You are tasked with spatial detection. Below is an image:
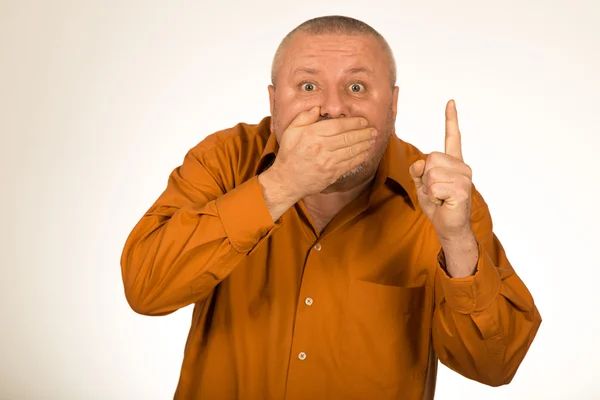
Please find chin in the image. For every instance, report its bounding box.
[320,162,374,194]
[336,164,367,182]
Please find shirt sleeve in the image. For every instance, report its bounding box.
[120,142,280,316]
[431,186,542,386]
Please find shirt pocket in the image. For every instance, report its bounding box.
[340,279,430,394]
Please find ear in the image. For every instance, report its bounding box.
[268,85,276,133]
[268,85,275,115]
[391,86,399,121]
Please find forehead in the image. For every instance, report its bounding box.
[280,33,388,76]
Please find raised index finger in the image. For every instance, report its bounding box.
[444,99,463,160]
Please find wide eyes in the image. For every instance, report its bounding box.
[300,82,366,93]
[349,83,365,93]
[301,82,315,92]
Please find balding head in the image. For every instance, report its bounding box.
[271,16,397,88]
[266,16,400,187]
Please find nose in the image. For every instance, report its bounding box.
[319,87,350,119]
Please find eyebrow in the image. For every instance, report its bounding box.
[292,67,319,76]
[346,67,374,75]
[292,67,374,76]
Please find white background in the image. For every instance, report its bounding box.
[2,0,599,399]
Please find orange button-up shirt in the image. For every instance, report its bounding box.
[121,117,541,400]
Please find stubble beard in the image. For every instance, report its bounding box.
[332,109,394,184]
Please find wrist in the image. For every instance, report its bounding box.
[259,167,301,205]
[258,167,301,222]
[439,228,476,251]
[440,230,479,278]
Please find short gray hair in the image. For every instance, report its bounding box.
[271,16,397,87]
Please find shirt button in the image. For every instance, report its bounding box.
[305,297,313,306]
[314,243,322,251]
[298,352,307,360]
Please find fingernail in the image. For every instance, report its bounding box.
[361,118,368,126]
[369,139,376,146]
[371,129,377,137]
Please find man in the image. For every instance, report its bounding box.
[121,15,541,400]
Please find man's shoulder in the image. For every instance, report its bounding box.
[190,116,272,158]
[193,117,271,155]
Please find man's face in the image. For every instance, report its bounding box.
[269,32,399,184]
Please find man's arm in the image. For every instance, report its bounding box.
[431,189,542,386]
[120,141,288,316]
[408,100,541,385]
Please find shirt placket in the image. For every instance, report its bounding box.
[283,240,324,399]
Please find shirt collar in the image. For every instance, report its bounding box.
[375,133,421,209]
[255,117,420,209]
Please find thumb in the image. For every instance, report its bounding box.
[288,106,321,129]
[409,159,426,189]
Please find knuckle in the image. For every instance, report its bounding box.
[425,168,438,183]
[343,132,350,146]
[300,127,314,139]
[346,145,355,157]
[428,183,438,197]
[307,141,322,155]
[461,179,472,197]
[426,167,438,181]
[314,157,327,170]
[428,151,442,163]
[455,189,467,202]
[464,164,473,177]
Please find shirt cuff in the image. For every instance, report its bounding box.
[215,175,279,254]
[436,242,501,314]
